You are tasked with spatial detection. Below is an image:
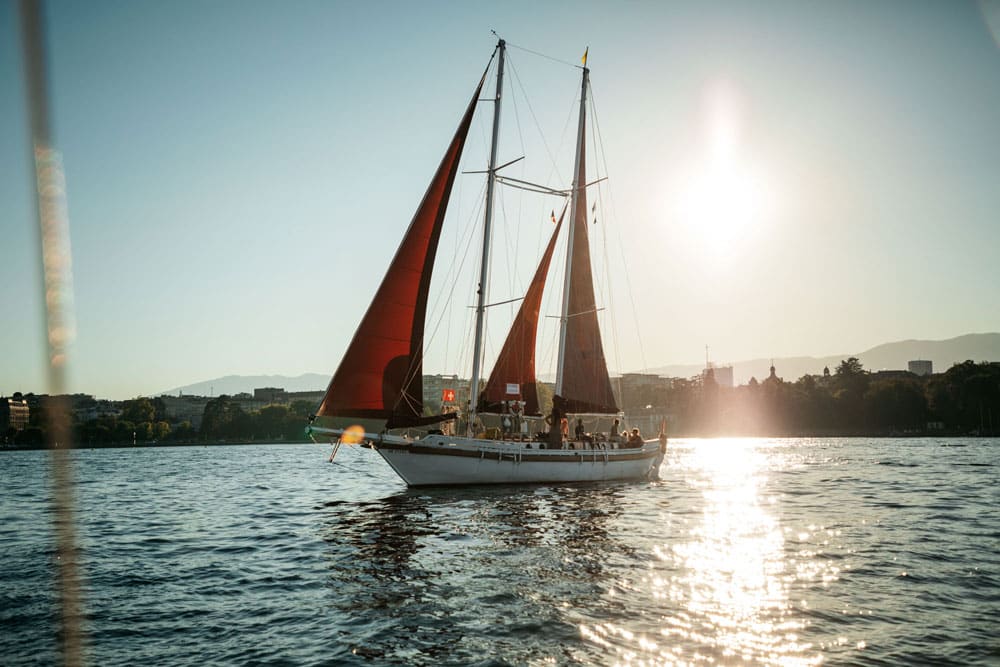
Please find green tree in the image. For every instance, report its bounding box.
[834,357,869,431]
[256,405,291,439]
[201,396,248,439]
[865,379,927,432]
[289,400,316,418]
[135,422,153,442]
[114,420,135,443]
[152,421,171,440]
[122,398,155,425]
[169,421,195,441]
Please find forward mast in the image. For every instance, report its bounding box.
[467,39,505,436]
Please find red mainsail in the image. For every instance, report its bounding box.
[317,74,485,428]
[560,114,618,414]
[478,207,565,416]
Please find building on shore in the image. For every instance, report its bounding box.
[874,370,914,380]
[159,394,212,429]
[908,359,933,376]
[286,390,325,408]
[704,363,734,388]
[73,398,122,422]
[616,372,668,405]
[423,374,470,413]
[1,395,30,432]
[253,387,288,404]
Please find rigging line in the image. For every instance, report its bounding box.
[545,94,578,195]
[443,145,466,373]
[591,82,649,374]
[497,179,516,307]
[536,213,567,385]
[424,180,487,356]
[599,186,624,401]
[587,84,625,404]
[506,40,580,69]
[472,187,510,401]
[417,178,489,399]
[495,178,569,196]
[507,53,527,297]
[599,192,623,381]
[587,90,621,340]
[587,90,616,379]
[506,56,564,185]
[508,54,557,270]
[426,178,487,330]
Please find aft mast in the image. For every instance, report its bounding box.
[555,61,589,399]
[552,52,618,414]
[467,38,506,436]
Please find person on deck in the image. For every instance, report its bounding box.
[547,396,566,449]
[627,428,644,448]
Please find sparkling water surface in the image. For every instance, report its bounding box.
[2,438,998,665]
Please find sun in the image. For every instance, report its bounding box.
[675,83,770,259]
[681,158,760,245]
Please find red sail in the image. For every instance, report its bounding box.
[561,121,619,414]
[317,74,485,428]
[478,208,565,416]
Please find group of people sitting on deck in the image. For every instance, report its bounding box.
[540,396,645,450]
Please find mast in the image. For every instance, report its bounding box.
[555,64,589,398]
[467,39,505,436]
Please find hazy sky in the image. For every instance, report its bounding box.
[2,0,999,400]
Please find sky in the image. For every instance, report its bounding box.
[2,0,999,400]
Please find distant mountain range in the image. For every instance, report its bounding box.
[160,373,330,397]
[159,333,1000,396]
[643,332,1000,384]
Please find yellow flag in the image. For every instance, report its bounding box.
[582,47,588,66]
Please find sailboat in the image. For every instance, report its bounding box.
[307,39,664,486]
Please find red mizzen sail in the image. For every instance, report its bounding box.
[317,74,486,428]
[560,114,618,414]
[478,207,566,416]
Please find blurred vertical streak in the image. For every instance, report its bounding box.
[18,0,86,664]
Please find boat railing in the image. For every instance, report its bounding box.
[430,436,653,457]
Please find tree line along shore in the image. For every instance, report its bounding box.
[3,358,999,449]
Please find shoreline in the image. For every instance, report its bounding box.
[2,433,997,452]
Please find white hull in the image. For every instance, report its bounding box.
[373,434,663,486]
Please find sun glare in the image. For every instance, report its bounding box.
[675,83,772,260]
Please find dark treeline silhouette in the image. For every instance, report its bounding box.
[199,396,314,441]
[619,359,1000,437]
[3,395,316,447]
[5,359,999,447]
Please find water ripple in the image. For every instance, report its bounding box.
[1,439,998,665]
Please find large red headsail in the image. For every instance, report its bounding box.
[317,74,486,428]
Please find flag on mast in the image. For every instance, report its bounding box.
[582,47,588,66]
[551,209,557,224]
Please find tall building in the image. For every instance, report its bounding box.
[908,359,933,376]
[704,364,733,388]
[1,395,30,432]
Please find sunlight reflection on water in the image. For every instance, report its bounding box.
[583,438,828,666]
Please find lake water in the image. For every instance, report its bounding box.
[1,438,998,666]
